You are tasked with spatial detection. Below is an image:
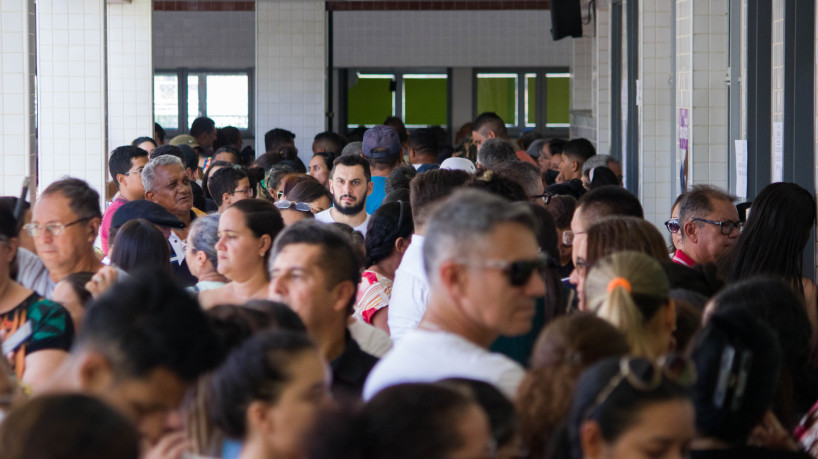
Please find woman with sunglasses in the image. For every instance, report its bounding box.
[275,178,332,226]
[718,182,818,333]
[355,201,414,334]
[585,251,676,359]
[566,355,695,459]
[198,199,284,309]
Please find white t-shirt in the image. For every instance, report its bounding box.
[363,328,525,400]
[15,248,52,298]
[314,209,371,237]
[387,235,428,342]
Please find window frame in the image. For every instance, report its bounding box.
[471,67,571,137]
[340,67,452,131]
[153,67,255,138]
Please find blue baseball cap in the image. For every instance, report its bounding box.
[362,125,401,159]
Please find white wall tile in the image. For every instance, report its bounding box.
[0,0,36,196]
[256,0,325,163]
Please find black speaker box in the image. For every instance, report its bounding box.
[551,0,584,40]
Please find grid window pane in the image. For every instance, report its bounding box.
[347,74,395,127]
[154,74,179,130]
[403,74,447,127]
[206,75,249,129]
[546,74,571,126]
[187,75,200,130]
[476,74,517,125]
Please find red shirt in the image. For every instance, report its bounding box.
[672,249,696,267]
[100,196,128,255]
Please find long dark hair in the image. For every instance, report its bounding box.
[526,203,565,322]
[722,182,816,295]
[110,219,171,274]
[365,201,413,268]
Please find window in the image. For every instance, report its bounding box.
[153,69,252,135]
[474,69,570,132]
[346,70,448,129]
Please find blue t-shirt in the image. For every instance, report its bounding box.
[366,176,387,215]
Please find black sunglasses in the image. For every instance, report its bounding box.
[664,218,680,233]
[480,254,559,287]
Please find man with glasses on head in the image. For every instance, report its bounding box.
[19,178,106,298]
[364,189,547,400]
[100,145,149,255]
[674,185,741,267]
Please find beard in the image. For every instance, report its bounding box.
[333,194,366,216]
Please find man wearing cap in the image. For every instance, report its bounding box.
[315,155,373,237]
[108,200,188,281]
[363,125,402,214]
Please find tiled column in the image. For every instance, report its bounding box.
[675,0,730,189]
[570,14,596,144]
[771,0,785,182]
[107,0,153,153]
[639,0,674,229]
[36,0,107,196]
[256,0,325,163]
[0,0,36,196]
[594,3,612,156]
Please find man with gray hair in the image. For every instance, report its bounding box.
[142,154,203,286]
[364,189,546,399]
[476,138,518,170]
[674,185,740,267]
[492,161,548,206]
[581,154,623,187]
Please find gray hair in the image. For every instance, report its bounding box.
[476,138,517,169]
[189,214,220,269]
[142,155,184,192]
[582,154,619,176]
[423,189,537,282]
[492,161,542,197]
[341,141,364,157]
[526,139,547,159]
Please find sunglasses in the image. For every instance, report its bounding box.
[584,355,696,421]
[664,218,680,233]
[274,200,312,212]
[691,217,742,235]
[470,254,559,287]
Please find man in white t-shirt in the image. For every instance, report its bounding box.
[364,189,547,400]
[315,155,372,237]
[387,169,472,342]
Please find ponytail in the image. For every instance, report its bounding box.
[585,251,670,358]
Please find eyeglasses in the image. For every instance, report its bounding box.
[232,187,253,196]
[529,192,553,205]
[664,218,680,233]
[123,167,144,176]
[562,230,585,247]
[691,217,743,235]
[274,200,312,212]
[23,217,92,237]
[584,355,696,421]
[465,254,558,287]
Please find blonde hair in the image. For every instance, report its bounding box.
[585,251,670,358]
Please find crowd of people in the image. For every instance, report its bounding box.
[1,110,818,459]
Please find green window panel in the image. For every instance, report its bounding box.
[476,74,517,125]
[546,74,570,126]
[347,75,394,127]
[526,74,536,127]
[403,75,447,127]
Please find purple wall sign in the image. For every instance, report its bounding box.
[679,108,689,150]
